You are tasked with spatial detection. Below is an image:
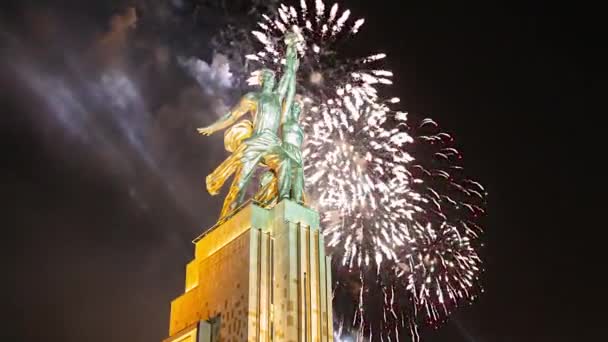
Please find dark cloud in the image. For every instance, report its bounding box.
[92,7,138,68]
[2,2,252,341]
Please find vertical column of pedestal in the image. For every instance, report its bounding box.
[308,227,321,342]
[305,224,312,342]
[258,230,272,342]
[324,256,333,340]
[296,223,330,342]
[317,231,328,342]
[247,227,273,342]
[297,223,308,342]
[248,228,261,342]
[295,220,333,342]
[272,219,299,342]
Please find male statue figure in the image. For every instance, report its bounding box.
[254,99,305,207]
[198,31,301,219]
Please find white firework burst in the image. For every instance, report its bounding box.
[406,222,483,325]
[246,2,414,266]
[211,0,487,339]
[305,98,423,270]
[245,1,391,106]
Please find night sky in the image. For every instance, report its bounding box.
[3,1,600,341]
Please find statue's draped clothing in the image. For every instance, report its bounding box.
[207,128,291,218]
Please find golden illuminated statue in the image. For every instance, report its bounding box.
[166,32,333,342]
[198,31,302,219]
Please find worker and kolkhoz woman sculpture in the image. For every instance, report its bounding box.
[197,30,305,220]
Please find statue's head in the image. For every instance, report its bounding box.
[288,96,303,121]
[259,69,276,91]
[291,101,302,119]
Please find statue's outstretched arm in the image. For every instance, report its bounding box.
[198,94,256,135]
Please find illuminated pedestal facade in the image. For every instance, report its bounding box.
[164,200,333,342]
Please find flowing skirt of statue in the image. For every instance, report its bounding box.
[207,128,287,218]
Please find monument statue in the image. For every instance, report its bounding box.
[198,30,303,219]
[164,30,333,342]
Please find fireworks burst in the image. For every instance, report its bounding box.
[404,222,481,322]
[211,0,487,340]
[244,0,391,105]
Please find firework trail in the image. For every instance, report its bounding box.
[209,1,487,340]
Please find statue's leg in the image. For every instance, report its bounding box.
[276,157,292,200]
[292,164,305,204]
[234,152,264,206]
[274,144,303,202]
[262,144,291,201]
[233,131,282,207]
[254,170,277,206]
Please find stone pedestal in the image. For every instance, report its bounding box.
[164,200,333,342]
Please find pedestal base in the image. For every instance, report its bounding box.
[164,200,333,342]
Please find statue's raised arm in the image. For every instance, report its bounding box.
[276,30,301,101]
[281,60,297,124]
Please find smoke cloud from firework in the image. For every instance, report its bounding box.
[3,2,244,342]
